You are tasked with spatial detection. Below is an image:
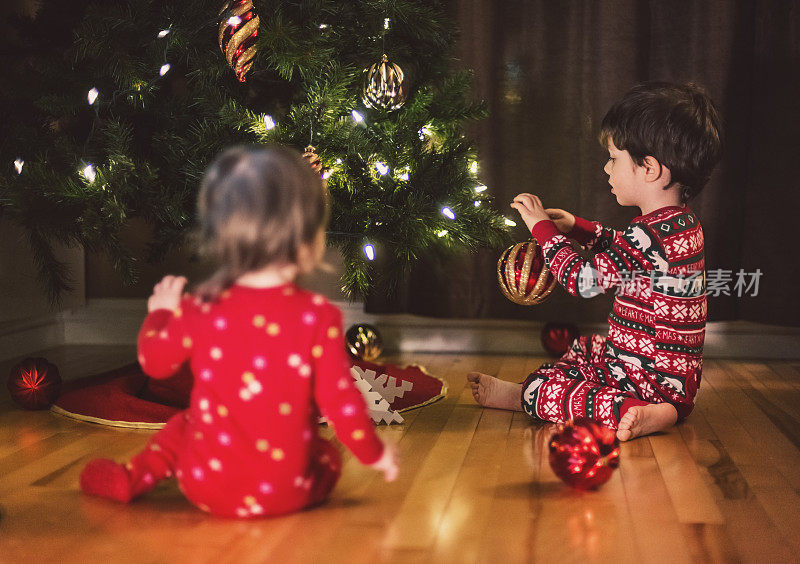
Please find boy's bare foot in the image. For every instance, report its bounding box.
[467,372,524,412]
[616,402,678,441]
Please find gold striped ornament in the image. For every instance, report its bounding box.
[497,240,556,305]
[362,54,406,111]
[218,0,260,82]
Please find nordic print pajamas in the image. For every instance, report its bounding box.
[524,205,707,430]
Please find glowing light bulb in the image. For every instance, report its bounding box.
[159,63,171,76]
[227,15,242,26]
[374,162,389,175]
[263,115,276,130]
[384,18,391,29]
[469,161,478,174]
[437,230,448,237]
[399,172,410,181]
[322,169,332,179]
[82,164,97,183]
[351,110,364,123]
[14,158,24,174]
[474,200,481,207]
[474,185,487,193]
[364,244,375,261]
[335,158,342,164]
[441,207,456,220]
[419,126,431,139]
[87,88,99,105]
[157,29,170,38]
[319,23,329,30]
[504,218,517,227]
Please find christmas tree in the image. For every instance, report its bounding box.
[0,0,511,302]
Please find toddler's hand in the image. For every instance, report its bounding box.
[147,275,187,313]
[370,439,399,482]
[544,208,576,234]
[511,193,551,233]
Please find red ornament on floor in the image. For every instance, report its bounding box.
[548,418,620,490]
[541,321,580,357]
[7,357,62,410]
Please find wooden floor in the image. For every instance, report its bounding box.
[1,346,800,563]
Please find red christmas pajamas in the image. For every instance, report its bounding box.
[523,206,707,430]
[81,284,384,518]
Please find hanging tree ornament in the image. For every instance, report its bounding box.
[217,0,260,82]
[497,240,557,305]
[362,54,406,111]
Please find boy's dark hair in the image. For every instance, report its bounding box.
[194,145,328,299]
[599,82,723,202]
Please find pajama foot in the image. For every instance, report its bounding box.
[467,372,523,412]
[80,458,135,503]
[616,402,678,441]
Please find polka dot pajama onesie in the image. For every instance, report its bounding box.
[523,205,707,429]
[86,284,384,518]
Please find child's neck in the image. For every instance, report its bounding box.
[637,188,684,216]
[236,264,298,288]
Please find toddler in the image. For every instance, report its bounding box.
[469,82,722,441]
[80,145,398,517]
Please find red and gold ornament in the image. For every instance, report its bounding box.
[497,240,556,305]
[7,357,62,410]
[548,418,620,490]
[218,0,260,82]
[541,321,580,357]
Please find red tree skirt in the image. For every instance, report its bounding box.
[51,360,446,429]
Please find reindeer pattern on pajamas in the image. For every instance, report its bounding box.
[524,205,706,429]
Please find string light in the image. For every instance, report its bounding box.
[335,158,342,164]
[322,170,332,179]
[14,158,24,174]
[474,200,481,207]
[351,110,364,123]
[504,218,517,227]
[441,207,456,220]
[437,230,448,237]
[364,244,375,260]
[374,162,389,175]
[469,161,478,174]
[474,185,487,193]
[157,29,170,38]
[419,126,431,139]
[263,115,276,130]
[384,18,391,29]
[399,172,410,181]
[82,164,97,183]
[159,63,171,76]
[227,15,242,26]
[87,88,99,105]
[319,24,329,30]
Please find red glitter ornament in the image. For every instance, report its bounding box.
[541,321,580,357]
[497,240,556,305]
[548,418,620,490]
[7,357,62,410]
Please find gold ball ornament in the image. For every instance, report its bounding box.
[497,240,557,305]
[362,54,406,111]
[345,323,383,361]
[218,0,260,82]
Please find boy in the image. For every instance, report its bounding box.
[469,82,722,441]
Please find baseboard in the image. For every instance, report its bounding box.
[2,298,799,361]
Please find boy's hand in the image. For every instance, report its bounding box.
[147,275,187,313]
[511,193,551,232]
[544,208,576,234]
[370,439,399,482]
